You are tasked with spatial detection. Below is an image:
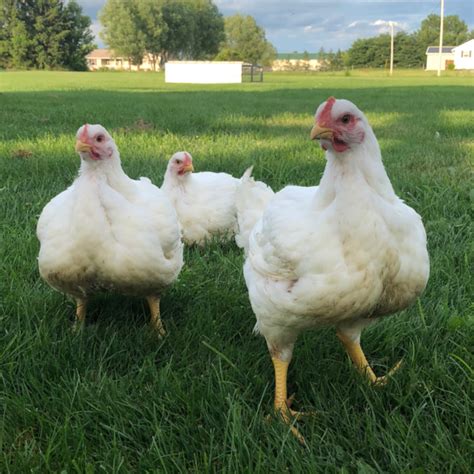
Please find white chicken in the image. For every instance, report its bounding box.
[240,97,429,441]
[37,124,183,333]
[161,151,240,245]
[235,166,274,252]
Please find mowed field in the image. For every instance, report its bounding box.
[0,70,472,472]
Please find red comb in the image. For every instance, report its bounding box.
[79,124,89,142]
[319,97,336,125]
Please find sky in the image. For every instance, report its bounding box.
[77,0,474,52]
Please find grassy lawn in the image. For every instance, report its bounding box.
[0,70,472,472]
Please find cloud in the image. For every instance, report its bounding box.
[77,0,474,53]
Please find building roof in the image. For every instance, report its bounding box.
[276,52,319,60]
[86,49,115,59]
[452,39,474,50]
[426,46,455,54]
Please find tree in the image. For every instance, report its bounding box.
[8,10,30,68]
[216,14,276,66]
[416,14,470,49]
[331,49,345,70]
[134,0,167,70]
[159,0,194,63]
[0,0,94,70]
[189,0,224,60]
[61,1,95,70]
[347,32,425,69]
[100,0,146,68]
[99,0,224,67]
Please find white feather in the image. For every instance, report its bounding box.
[37,125,183,300]
[243,100,429,359]
[235,166,274,252]
[161,152,240,245]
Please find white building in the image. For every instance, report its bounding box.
[165,61,243,83]
[452,39,474,70]
[426,40,474,71]
[86,49,160,71]
[425,46,455,70]
[272,53,323,71]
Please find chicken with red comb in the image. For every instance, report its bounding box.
[161,151,241,245]
[37,124,183,333]
[239,97,429,442]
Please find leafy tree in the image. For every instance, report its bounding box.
[8,10,30,68]
[134,0,167,70]
[416,14,470,48]
[330,49,344,71]
[159,0,194,62]
[0,0,94,70]
[189,0,224,60]
[61,1,95,70]
[32,0,68,69]
[216,14,276,66]
[347,32,425,69]
[99,0,224,67]
[100,0,146,68]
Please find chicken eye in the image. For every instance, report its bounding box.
[341,114,351,124]
[175,159,181,165]
[96,134,104,143]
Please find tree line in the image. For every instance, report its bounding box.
[347,14,474,69]
[1,2,472,72]
[0,0,95,70]
[0,0,276,70]
[99,0,225,69]
[99,1,276,69]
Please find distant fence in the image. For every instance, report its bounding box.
[242,64,263,82]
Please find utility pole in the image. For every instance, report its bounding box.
[389,21,394,76]
[437,0,445,76]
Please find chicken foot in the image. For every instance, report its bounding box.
[147,296,166,337]
[272,357,309,444]
[73,298,87,330]
[336,331,402,385]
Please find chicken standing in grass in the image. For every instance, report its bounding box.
[37,124,183,333]
[161,151,240,245]
[238,97,429,441]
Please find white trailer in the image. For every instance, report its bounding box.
[165,61,244,84]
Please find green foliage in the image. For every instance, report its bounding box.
[0,70,472,472]
[99,0,224,67]
[134,0,166,69]
[347,14,471,69]
[0,0,94,70]
[417,14,470,49]
[348,32,425,69]
[100,0,146,67]
[216,14,276,66]
[189,0,225,60]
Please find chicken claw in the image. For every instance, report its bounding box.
[72,298,87,331]
[147,296,166,337]
[271,357,310,444]
[337,331,403,385]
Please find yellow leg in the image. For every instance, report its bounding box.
[336,331,402,385]
[73,298,87,330]
[147,296,165,337]
[272,357,306,444]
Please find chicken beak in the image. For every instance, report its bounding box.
[310,123,334,141]
[183,163,194,173]
[75,140,92,153]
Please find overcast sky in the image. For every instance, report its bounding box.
[77,0,474,52]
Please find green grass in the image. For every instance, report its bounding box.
[0,70,473,472]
